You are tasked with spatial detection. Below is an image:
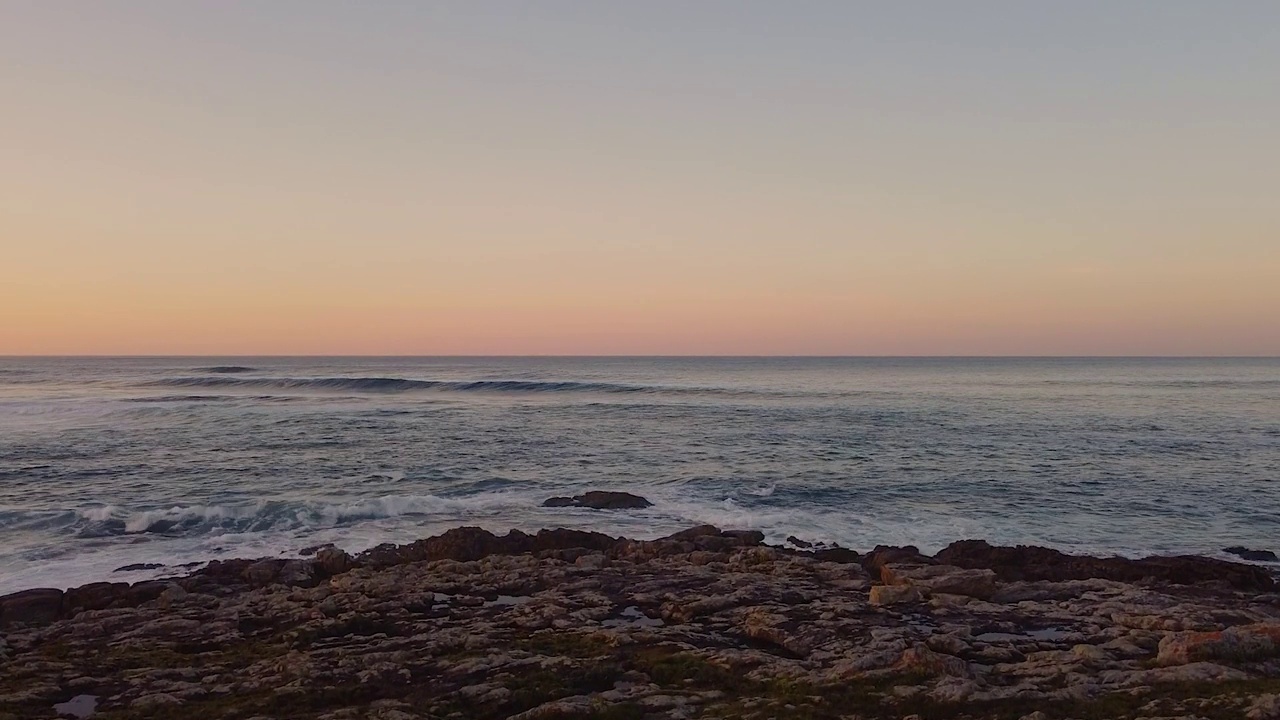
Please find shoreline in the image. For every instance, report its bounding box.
[3,524,1280,719]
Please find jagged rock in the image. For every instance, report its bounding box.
[881,563,997,599]
[862,545,932,575]
[893,643,969,677]
[243,559,285,585]
[936,539,1275,590]
[1225,546,1279,562]
[64,581,132,614]
[1157,622,1280,665]
[314,546,353,576]
[1248,693,1280,719]
[0,587,63,626]
[869,584,922,606]
[1,526,1278,719]
[114,562,164,572]
[541,491,653,509]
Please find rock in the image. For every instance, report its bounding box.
[881,564,997,599]
[541,491,653,510]
[935,539,1275,591]
[862,545,933,575]
[131,693,182,708]
[0,587,64,626]
[157,583,188,610]
[721,530,765,545]
[314,546,354,576]
[894,643,969,677]
[276,559,316,587]
[1247,693,1280,719]
[663,525,721,541]
[64,582,132,614]
[869,584,922,606]
[299,543,334,556]
[114,562,164,572]
[1225,546,1279,562]
[813,547,861,563]
[243,559,284,586]
[787,535,814,549]
[1156,622,1280,665]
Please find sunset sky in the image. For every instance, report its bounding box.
[2,2,1277,355]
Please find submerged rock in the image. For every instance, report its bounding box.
[1224,545,1279,562]
[541,491,653,509]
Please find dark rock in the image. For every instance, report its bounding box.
[813,547,861,564]
[787,535,814,549]
[299,543,335,557]
[862,545,933,575]
[541,491,652,510]
[663,525,722,541]
[64,582,131,614]
[721,530,766,546]
[114,563,164,573]
[1224,546,1279,562]
[936,540,1275,591]
[0,587,64,626]
[314,546,353,576]
[276,559,317,587]
[123,580,169,606]
[243,559,286,586]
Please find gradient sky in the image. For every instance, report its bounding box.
[2,2,1278,355]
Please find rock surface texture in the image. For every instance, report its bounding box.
[3,527,1280,720]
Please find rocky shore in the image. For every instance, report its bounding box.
[3,525,1280,720]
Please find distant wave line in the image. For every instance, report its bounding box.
[140,376,724,395]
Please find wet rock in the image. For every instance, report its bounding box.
[786,535,814,549]
[0,587,64,626]
[1225,546,1279,562]
[114,562,164,572]
[541,491,653,509]
[936,539,1276,591]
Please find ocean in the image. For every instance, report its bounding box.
[0,356,1276,594]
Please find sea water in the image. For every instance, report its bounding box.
[1,356,1276,593]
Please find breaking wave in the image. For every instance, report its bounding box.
[74,495,499,538]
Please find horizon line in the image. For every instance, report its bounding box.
[3,354,1278,360]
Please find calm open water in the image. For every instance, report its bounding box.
[0,357,1277,593]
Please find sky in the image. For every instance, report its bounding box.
[2,2,1278,356]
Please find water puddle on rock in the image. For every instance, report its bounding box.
[975,628,1071,642]
[484,595,532,608]
[53,695,98,719]
[602,606,664,629]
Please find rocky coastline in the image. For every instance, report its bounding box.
[3,524,1280,720]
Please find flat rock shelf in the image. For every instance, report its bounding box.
[3,525,1280,720]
